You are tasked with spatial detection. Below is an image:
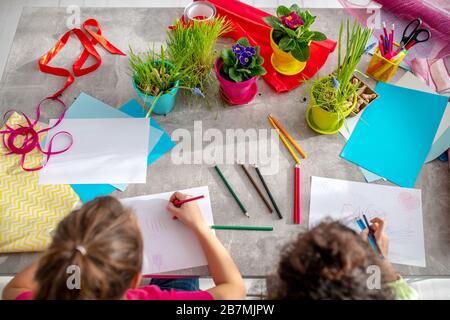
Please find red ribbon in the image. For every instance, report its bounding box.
[38,18,125,99]
[0,97,72,172]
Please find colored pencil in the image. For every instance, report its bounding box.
[214,165,249,217]
[382,22,389,53]
[294,164,301,224]
[362,214,384,259]
[377,39,384,56]
[173,195,204,207]
[389,24,394,53]
[268,117,301,164]
[240,164,273,213]
[379,35,386,55]
[268,114,307,159]
[253,165,283,219]
[211,225,273,231]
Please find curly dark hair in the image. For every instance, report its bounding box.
[269,221,393,300]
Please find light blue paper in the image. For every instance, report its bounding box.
[341,82,448,187]
[66,93,164,191]
[425,128,450,162]
[71,98,176,203]
[360,167,383,183]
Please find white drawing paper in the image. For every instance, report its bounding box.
[121,186,214,274]
[309,176,426,267]
[39,118,149,184]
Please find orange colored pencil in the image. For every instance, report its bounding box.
[268,114,307,159]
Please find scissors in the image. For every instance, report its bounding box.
[400,18,431,50]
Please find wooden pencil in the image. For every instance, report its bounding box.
[253,165,283,219]
[240,164,273,213]
[269,114,307,159]
[268,117,301,164]
[214,165,249,217]
[211,225,273,231]
[173,195,204,208]
[294,164,301,224]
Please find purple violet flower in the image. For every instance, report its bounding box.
[244,46,256,57]
[238,52,252,67]
[232,43,245,55]
[281,11,304,30]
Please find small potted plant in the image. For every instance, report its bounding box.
[214,38,266,105]
[129,46,203,116]
[166,17,232,96]
[263,4,327,75]
[306,20,372,134]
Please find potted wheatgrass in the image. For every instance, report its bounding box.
[263,4,327,75]
[306,20,372,134]
[129,46,203,116]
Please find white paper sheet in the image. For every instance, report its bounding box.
[121,186,214,274]
[309,176,426,267]
[39,118,149,184]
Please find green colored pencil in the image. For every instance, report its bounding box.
[211,225,273,231]
[214,165,249,217]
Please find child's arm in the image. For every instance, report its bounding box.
[167,192,246,300]
[2,260,39,300]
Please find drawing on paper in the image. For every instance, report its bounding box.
[309,176,425,267]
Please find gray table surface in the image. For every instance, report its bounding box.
[0,7,449,277]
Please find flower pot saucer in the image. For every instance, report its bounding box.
[220,82,258,105]
[305,107,344,135]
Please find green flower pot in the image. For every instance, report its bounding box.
[306,77,357,134]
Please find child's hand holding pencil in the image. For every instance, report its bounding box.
[360,217,389,258]
[167,192,207,231]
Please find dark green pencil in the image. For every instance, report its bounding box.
[214,165,249,217]
[211,225,273,231]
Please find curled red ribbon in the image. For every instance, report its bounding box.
[0,97,72,172]
[38,18,125,98]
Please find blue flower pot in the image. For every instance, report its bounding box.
[131,71,180,116]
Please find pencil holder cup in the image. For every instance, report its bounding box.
[366,42,404,83]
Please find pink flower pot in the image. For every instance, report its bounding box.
[214,59,258,105]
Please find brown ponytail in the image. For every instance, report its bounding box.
[34,196,143,300]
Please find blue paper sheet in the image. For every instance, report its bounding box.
[70,97,176,202]
[65,93,164,191]
[341,82,447,187]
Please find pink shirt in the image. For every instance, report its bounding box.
[15,285,213,300]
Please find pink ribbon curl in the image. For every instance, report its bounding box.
[0,97,73,172]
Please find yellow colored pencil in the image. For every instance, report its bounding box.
[269,117,301,164]
[269,114,307,159]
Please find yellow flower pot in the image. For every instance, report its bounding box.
[306,77,357,134]
[270,29,307,76]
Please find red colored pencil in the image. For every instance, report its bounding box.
[379,35,386,56]
[294,165,298,224]
[173,195,204,207]
[294,164,301,224]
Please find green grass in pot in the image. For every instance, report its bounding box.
[166,17,233,94]
[311,19,372,115]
